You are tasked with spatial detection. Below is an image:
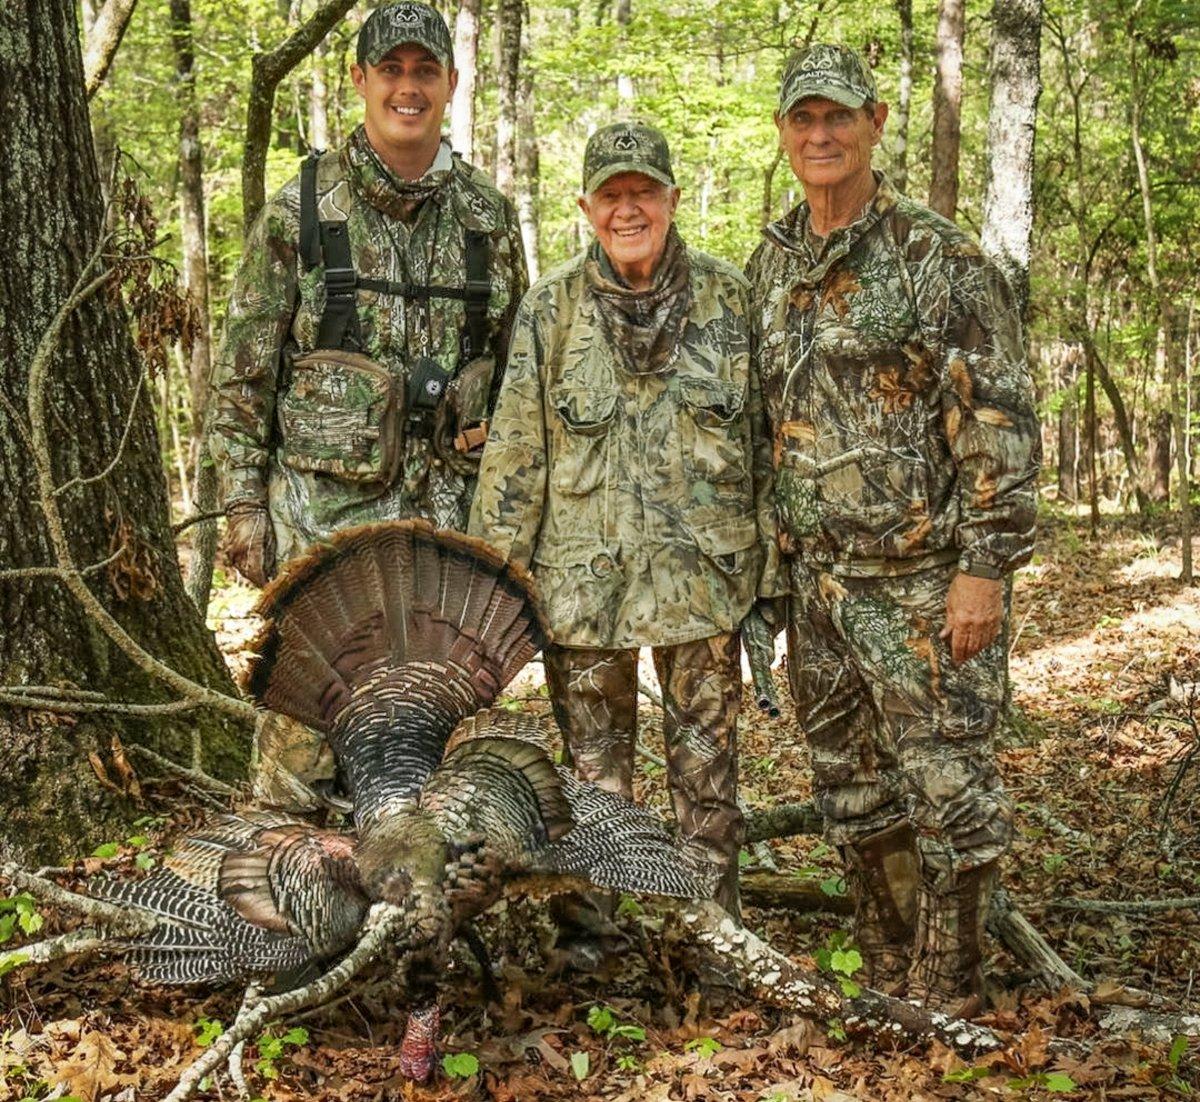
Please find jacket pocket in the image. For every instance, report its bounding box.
[678,378,747,484]
[532,538,625,642]
[278,350,401,485]
[549,386,617,495]
[691,515,758,576]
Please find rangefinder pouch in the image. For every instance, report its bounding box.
[434,354,495,475]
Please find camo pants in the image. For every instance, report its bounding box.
[786,560,1013,883]
[543,634,743,913]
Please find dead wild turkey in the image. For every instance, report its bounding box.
[94,521,699,1080]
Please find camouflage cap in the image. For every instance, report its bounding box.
[357,2,454,70]
[582,121,675,194]
[778,44,877,115]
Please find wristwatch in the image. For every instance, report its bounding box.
[958,556,1004,581]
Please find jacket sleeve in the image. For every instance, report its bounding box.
[743,283,786,599]
[468,295,548,568]
[208,185,301,508]
[929,250,1042,576]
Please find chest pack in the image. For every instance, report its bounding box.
[297,149,492,367]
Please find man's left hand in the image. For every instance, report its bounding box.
[939,572,1004,665]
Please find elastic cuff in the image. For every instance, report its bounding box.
[957,554,1004,580]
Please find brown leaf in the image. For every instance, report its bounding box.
[109,733,142,801]
[87,752,120,793]
[53,1030,136,1102]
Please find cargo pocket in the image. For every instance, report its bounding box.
[278,350,401,485]
[532,539,625,642]
[690,516,758,576]
[679,379,747,484]
[549,387,617,495]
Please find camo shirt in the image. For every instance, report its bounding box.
[745,174,1040,578]
[210,127,528,560]
[469,243,781,648]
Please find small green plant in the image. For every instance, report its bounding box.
[819,875,846,897]
[194,1018,224,1046]
[254,1026,308,1080]
[815,932,864,996]
[684,1036,721,1058]
[1157,1035,1193,1095]
[1042,852,1068,875]
[1006,1071,1077,1093]
[0,894,43,944]
[441,1052,480,1079]
[616,894,643,918]
[587,1005,646,1042]
[91,841,120,859]
[826,1019,847,1042]
[615,1054,641,1072]
[570,1051,590,1081]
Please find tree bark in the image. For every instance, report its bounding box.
[980,0,1042,317]
[494,0,522,197]
[1130,38,1191,580]
[0,0,249,864]
[309,36,330,150]
[515,14,541,281]
[83,0,140,99]
[242,0,357,233]
[615,0,634,106]
[928,0,964,220]
[450,0,481,161]
[1147,409,1173,501]
[892,0,914,193]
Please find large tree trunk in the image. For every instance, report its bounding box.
[892,0,914,193]
[929,0,964,220]
[515,15,540,280]
[0,0,249,864]
[1147,409,1173,501]
[494,0,522,196]
[83,0,140,99]
[450,0,481,161]
[615,0,634,106]
[980,0,1041,316]
[309,36,330,150]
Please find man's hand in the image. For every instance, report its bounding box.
[225,502,275,588]
[939,572,1004,664]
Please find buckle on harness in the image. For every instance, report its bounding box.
[324,266,357,298]
[465,279,491,300]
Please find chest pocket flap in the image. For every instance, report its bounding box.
[678,378,747,483]
[550,386,618,494]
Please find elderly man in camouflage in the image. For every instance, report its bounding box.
[209,1,527,802]
[746,45,1040,1016]
[470,123,779,952]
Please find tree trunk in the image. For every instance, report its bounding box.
[1092,342,1151,517]
[892,0,914,193]
[449,0,481,160]
[309,35,329,150]
[1058,379,1078,501]
[515,16,541,281]
[979,0,1041,316]
[928,0,964,220]
[494,0,522,197]
[1147,409,1173,501]
[83,0,140,99]
[615,0,634,106]
[0,0,249,864]
[1130,39,1192,581]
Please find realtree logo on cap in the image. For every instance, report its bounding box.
[613,133,640,152]
[393,5,421,23]
[582,121,675,193]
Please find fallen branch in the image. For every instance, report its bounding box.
[0,864,153,933]
[1097,1005,1200,1043]
[1047,895,1200,915]
[124,741,237,797]
[163,903,413,1102]
[740,871,853,915]
[0,689,200,717]
[0,927,121,975]
[988,887,1087,991]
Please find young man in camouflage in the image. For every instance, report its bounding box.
[746,45,1041,1015]
[209,1,527,802]
[470,123,779,946]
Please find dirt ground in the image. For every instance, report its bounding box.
[2,513,1198,1101]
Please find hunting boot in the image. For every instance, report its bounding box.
[843,822,919,995]
[907,860,998,1018]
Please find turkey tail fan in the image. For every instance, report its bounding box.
[246,520,547,732]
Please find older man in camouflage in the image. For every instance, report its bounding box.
[471,123,779,954]
[746,45,1040,1015]
[209,1,527,802]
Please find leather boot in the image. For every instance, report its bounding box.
[907,860,997,1018]
[843,822,919,995]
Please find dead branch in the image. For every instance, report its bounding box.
[0,689,200,717]
[84,0,140,98]
[1098,1005,1200,1043]
[740,871,854,914]
[988,887,1087,991]
[124,741,237,796]
[242,0,358,230]
[163,903,413,1102]
[25,230,256,726]
[1047,895,1200,915]
[0,865,157,938]
[0,928,117,975]
[53,371,146,496]
[0,543,126,583]
[172,508,224,536]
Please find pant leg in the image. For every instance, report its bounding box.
[786,560,905,847]
[825,565,1013,882]
[252,711,338,811]
[654,633,743,917]
[543,643,638,799]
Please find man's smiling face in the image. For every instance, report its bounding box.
[352,44,457,160]
[775,96,886,194]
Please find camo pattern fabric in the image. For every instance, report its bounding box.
[745,173,1040,580]
[786,557,1013,878]
[543,633,744,913]
[210,127,528,562]
[469,240,781,649]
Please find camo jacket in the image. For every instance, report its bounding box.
[745,174,1041,579]
[469,243,781,649]
[209,128,528,560]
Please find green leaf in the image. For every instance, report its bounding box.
[0,952,29,978]
[135,852,156,870]
[125,834,149,848]
[17,911,42,936]
[194,1019,223,1046]
[570,1051,590,1081]
[587,1005,615,1035]
[610,1024,646,1042]
[441,1052,480,1079]
[0,915,17,945]
[1042,1072,1078,1092]
[826,1019,847,1042]
[616,1054,641,1072]
[819,875,846,897]
[616,895,643,917]
[737,849,754,868]
[279,1027,308,1047]
[942,1066,990,1083]
[1169,1035,1188,1069]
[92,842,120,858]
[829,948,863,976]
[684,1036,721,1057]
[12,895,37,917]
[837,976,861,998]
[255,1059,279,1080]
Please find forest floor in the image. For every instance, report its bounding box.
[3,511,1199,1101]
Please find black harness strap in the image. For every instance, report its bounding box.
[462,229,491,361]
[299,151,323,271]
